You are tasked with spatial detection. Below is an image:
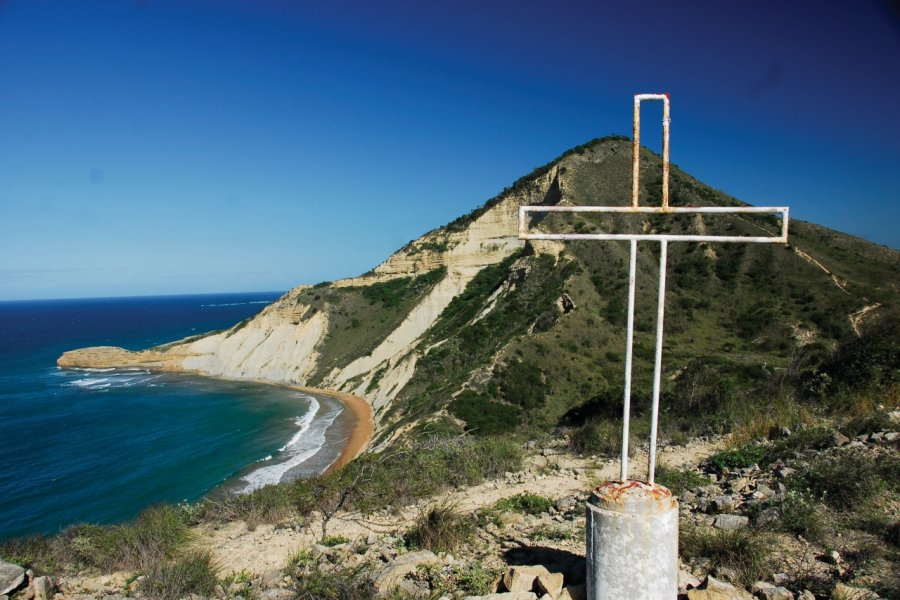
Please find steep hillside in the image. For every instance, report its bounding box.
[59,137,899,448]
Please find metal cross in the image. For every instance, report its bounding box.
[518,93,790,484]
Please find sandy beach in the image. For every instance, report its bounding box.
[288,385,373,473]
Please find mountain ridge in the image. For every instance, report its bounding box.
[58,136,899,449]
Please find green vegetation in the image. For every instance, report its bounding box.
[708,443,766,472]
[300,266,447,381]
[788,449,885,511]
[495,359,547,410]
[321,535,350,547]
[138,550,218,600]
[449,391,519,435]
[493,493,553,515]
[654,465,709,496]
[0,504,188,575]
[188,435,522,529]
[405,504,475,553]
[286,551,377,600]
[360,267,446,308]
[680,526,774,587]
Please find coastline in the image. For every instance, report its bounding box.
[285,385,373,474]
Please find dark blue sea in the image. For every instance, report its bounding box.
[0,293,353,540]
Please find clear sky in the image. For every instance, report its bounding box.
[1,0,898,301]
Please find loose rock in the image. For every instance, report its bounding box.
[372,550,439,593]
[0,561,25,596]
[687,576,754,600]
[502,566,549,593]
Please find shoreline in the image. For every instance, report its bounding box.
[57,346,375,479]
[284,385,373,475]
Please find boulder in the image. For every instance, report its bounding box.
[729,478,751,493]
[0,561,25,596]
[753,484,777,501]
[755,506,781,528]
[398,578,431,598]
[797,592,815,600]
[714,514,749,530]
[260,590,294,600]
[752,581,793,600]
[372,550,439,593]
[557,584,585,600]
[709,495,738,513]
[535,573,564,597]
[679,569,702,593]
[555,496,578,512]
[31,577,53,600]
[832,582,880,599]
[502,566,550,593]
[463,593,537,600]
[687,576,754,600]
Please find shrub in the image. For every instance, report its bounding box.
[192,481,298,527]
[13,504,192,574]
[138,550,218,600]
[708,443,766,472]
[680,526,773,586]
[405,504,475,553]
[495,360,546,410]
[449,392,519,436]
[777,491,825,540]
[287,555,377,600]
[321,535,350,547]
[494,493,553,515]
[654,465,709,496]
[447,563,502,596]
[763,425,835,465]
[569,418,621,457]
[789,449,883,511]
[841,410,896,438]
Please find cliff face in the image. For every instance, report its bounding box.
[58,138,899,442]
[58,163,561,425]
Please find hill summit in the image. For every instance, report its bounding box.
[59,136,899,449]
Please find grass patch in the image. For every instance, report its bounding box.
[680,526,774,587]
[569,418,621,457]
[531,525,574,542]
[192,483,297,528]
[494,493,553,515]
[788,449,884,511]
[137,549,218,600]
[654,465,709,496]
[708,443,766,472]
[321,535,350,547]
[0,505,189,575]
[777,491,826,541]
[286,551,377,600]
[405,504,475,553]
[762,425,835,465]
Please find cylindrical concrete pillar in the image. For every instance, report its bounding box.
[585,481,678,600]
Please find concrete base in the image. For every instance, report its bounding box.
[585,480,678,600]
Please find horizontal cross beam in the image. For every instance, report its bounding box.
[518,205,790,244]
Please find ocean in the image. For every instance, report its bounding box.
[0,293,354,540]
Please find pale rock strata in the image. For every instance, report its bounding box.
[57,166,563,433]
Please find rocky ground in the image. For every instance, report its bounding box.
[2,422,897,600]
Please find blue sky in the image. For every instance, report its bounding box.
[1,0,898,300]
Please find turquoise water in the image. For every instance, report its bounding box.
[0,294,351,540]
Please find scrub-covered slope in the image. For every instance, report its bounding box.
[59,137,899,445]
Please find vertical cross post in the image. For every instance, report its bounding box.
[518,93,789,600]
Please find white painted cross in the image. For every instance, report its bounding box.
[518,93,790,484]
